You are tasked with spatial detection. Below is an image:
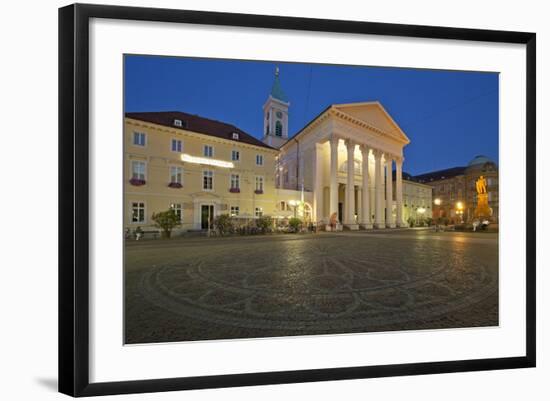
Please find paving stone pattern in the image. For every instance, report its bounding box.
[125,231,498,344]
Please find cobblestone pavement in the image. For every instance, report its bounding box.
[125,230,498,344]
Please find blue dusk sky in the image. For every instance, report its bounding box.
[124,55,499,176]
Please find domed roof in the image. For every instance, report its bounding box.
[468,155,494,167]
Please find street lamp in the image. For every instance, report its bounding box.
[288,200,299,218]
[456,201,464,223]
[434,198,442,206]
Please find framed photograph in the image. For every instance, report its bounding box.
[59,3,536,397]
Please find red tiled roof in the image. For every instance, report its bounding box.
[125,111,275,150]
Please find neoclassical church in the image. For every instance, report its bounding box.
[124,68,413,232]
[267,68,410,229]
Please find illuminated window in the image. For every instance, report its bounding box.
[170,203,183,222]
[255,207,263,218]
[131,202,145,223]
[230,206,239,217]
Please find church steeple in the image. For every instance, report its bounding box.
[270,67,288,103]
[263,66,290,148]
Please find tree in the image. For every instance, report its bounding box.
[288,217,302,233]
[151,209,181,238]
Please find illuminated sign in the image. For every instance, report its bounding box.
[180,154,234,168]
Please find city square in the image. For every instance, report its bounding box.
[125,230,498,344]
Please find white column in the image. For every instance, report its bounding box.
[344,139,358,229]
[313,143,323,223]
[360,145,372,228]
[396,156,404,227]
[385,155,395,228]
[357,187,362,224]
[329,135,339,224]
[373,149,384,229]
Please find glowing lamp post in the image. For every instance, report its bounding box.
[288,200,299,218]
[456,201,464,223]
[417,207,426,225]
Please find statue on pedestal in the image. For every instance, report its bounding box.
[474,175,492,220]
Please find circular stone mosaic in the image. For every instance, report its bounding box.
[137,234,498,334]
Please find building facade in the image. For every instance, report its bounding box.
[124,70,412,233]
[414,155,499,223]
[276,101,410,230]
[398,174,433,225]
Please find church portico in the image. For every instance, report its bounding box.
[267,72,410,230]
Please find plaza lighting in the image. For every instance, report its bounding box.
[181,154,234,168]
[288,199,300,218]
[417,207,426,214]
[434,198,442,206]
[456,201,464,223]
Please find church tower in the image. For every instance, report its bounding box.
[262,66,289,148]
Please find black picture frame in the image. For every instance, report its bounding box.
[59,3,536,397]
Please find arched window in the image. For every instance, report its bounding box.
[275,120,283,137]
[339,160,363,175]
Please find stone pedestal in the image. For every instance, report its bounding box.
[344,224,359,231]
[474,193,492,219]
[326,223,343,232]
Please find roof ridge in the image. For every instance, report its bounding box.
[414,166,466,176]
[125,111,276,150]
[126,111,241,130]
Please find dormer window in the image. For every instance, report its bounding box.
[173,119,186,128]
[232,132,239,140]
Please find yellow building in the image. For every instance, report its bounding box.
[124,111,311,233]
[398,175,433,225]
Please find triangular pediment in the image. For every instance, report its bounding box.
[332,101,410,144]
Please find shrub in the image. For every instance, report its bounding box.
[256,215,272,233]
[214,214,233,236]
[151,209,181,238]
[407,216,415,228]
[289,217,302,233]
